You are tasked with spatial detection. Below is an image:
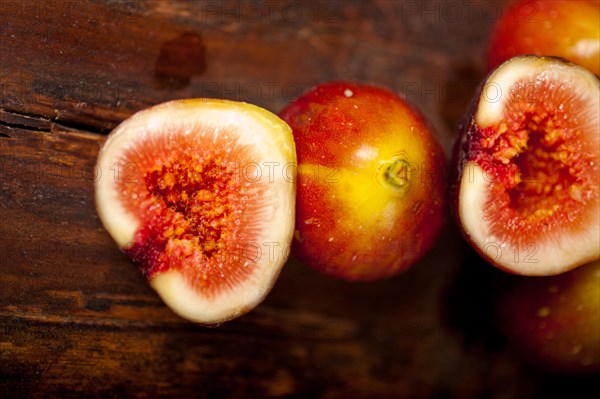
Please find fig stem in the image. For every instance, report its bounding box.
[385,158,411,189]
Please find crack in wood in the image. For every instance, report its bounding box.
[0,108,106,135]
[0,310,359,342]
[0,109,51,132]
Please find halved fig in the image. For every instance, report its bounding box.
[454,56,599,275]
[95,99,296,324]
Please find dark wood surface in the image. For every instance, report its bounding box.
[1,1,598,398]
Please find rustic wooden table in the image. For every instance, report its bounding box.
[1,1,597,398]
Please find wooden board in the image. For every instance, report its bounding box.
[1,1,598,397]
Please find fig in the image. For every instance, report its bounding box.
[488,0,600,76]
[453,55,600,275]
[95,99,296,324]
[498,259,600,374]
[280,81,446,281]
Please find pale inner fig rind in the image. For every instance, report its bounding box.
[475,56,600,128]
[460,57,600,275]
[95,99,296,323]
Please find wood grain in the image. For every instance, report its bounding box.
[1,1,598,398]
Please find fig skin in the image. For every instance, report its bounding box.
[488,0,600,76]
[452,55,600,276]
[280,81,446,281]
[95,99,296,324]
[497,259,600,374]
